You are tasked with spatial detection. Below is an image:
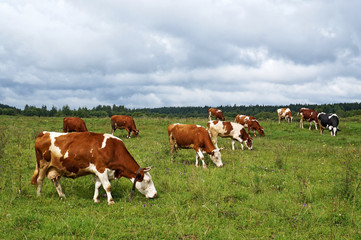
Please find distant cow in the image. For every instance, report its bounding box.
[63,117,88,132]
[31,131,157,205]
[208,108,225,121]
[297,108,320,130]
[111,115,139,138]
[277,108,293,123]
[235,114,265,137]
[168,123,223,169]
[207,121,253,151]
[317,112,341,136]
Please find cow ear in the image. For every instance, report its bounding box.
[143,166,152,172]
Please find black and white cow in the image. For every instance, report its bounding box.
[317,112,341,136]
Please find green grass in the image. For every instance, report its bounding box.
[0,115,361,239]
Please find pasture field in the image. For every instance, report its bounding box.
[0,115,361,239]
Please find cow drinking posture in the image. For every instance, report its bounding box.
[207,121,253,151]
[235,114,265,137]
[111,115,139,138]
[31,131,157,205]
[277,108,293,123]
[208,108,225,121]
[317,112,341,136]
[63,117,88,132]
[168,123,223,169]
[297,108,320,130]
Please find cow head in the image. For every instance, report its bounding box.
[244,137,253,150]
[132,129,140,137]
[258,128,265,137]
[210,148,223,167]
[134,167,157,198]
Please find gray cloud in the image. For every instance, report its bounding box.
[0,0,361,109]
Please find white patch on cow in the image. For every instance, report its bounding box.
[101,133,121,149]
[48,132,68,159]
[217,110,222,113]
[64,151,69,159]
[196,125,202,128]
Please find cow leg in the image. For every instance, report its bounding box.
[231,140,235,150]
[300,117,303,128]
[195,149,206,169]
[97,172,115,205]
[169,135,177,162]
[126,129,131,138]
[93,177,102,203]
[278,116,281,124]
[234,137,244,150]
[36,162,50,196]
[309,121,312,130]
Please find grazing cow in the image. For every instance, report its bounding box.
[208,108,225,121]
[111,115,139,138]
[317,112,341,136]
[167,123,223,169]
[63,117,88,132]
[30,131,157,205]
[277,108,293,123]
[207,121,253,151]
[297,108,321,130]
[235,114,265,137]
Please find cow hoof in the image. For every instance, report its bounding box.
[202,165,207,169]
[94,199,100,203]
[108,200,115,205]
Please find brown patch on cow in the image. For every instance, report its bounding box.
[222,122,233,135]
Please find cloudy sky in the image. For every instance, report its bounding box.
[1,0,361,109]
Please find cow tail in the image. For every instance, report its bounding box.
[30,148,42,185]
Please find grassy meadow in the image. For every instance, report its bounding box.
[0,115,361,239]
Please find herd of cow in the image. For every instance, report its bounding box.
[30,107,340,205]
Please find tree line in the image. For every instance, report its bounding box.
[0,102,360,120]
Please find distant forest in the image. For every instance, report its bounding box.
[0,102,361,120]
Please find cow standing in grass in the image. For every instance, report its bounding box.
[235,114,265,137]
[207,121,253,151]
[318,112,341,136]
[167,123,223,169]
[277,108,293,123]
[297,108,320,130]
[111,115,139,138]
[63,117,88,132]
[31,131,157,205]
[208,108,225,121]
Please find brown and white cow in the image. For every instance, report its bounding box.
[277,108,293,123]
[168,123,223,169]
[208,108,225,121]
[297,108,321,130]
[111,115,139,138]
[30,131,157,205]
[207,121,253,151]
[63,117,88,132]
[235,114,265,137]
